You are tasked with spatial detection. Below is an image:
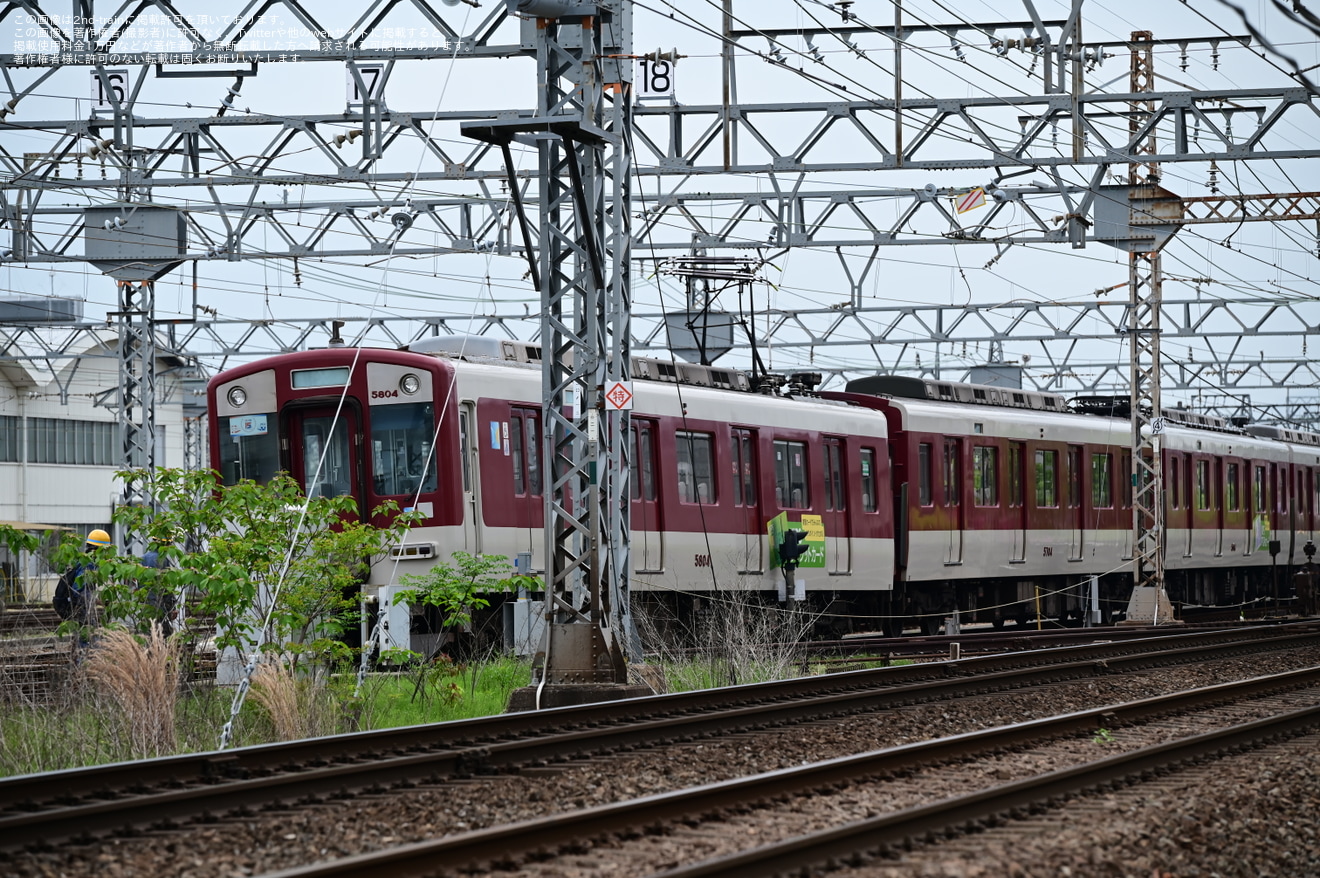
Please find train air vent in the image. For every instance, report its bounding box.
[1044,398,1058,408]
[938,384,953,398]
[1012,392,1026,406]
[973,388,987,401]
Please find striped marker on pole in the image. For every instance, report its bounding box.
[954,187,986,213]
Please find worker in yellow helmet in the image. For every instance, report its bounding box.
[53,529,112,629]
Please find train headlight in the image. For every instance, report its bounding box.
[227,386,247,407]
[399,373,421,395]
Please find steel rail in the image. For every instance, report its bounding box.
[256,666,1320,878]
[789,617,1302,660]
[656,711,1320,877]
[1,624,1315,851]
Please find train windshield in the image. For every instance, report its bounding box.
[370,402,438,497]
[218,414,280,486]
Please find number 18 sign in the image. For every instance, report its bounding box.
[638,59,674,99]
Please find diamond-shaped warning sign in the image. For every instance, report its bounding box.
[605,381,634,410]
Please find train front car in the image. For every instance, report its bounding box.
[208,346,463,652]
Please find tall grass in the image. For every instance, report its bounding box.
[0,649,539,778]
[84,623,181,759]
[247,656,351,741]
[636,591,817,690]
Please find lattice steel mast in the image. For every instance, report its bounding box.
[1123,32,1175,624]
[465,0,635,696]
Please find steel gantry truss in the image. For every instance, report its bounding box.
[0,1,1317,654]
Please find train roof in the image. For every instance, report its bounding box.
[408,337,885,436]
[846,374,1070,413]
[839,375,1320,458]
[407,335,756,393]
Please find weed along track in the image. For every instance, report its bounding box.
[4,624,1320,877]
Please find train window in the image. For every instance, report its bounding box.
[1008,442,1024,507]
[509,409,543,497]
[677,431,717,504]
[1226,462,1240,511]
[1092,453,1113,509]
[219,417,280,486]
[1168,458,1181,510]
[918,443,932,506]
[1120,452,1133,507]
[942,440,960,507]
[1196,460,1211,510]
[1279,467,1289,513]
[1253,465,1266,511]
[1035,449,1058,507]
[861,448,877,513]
[1067,447,1082,508]
[774,439,809,509]
[370,403,438,498]
[738,431,756,506]
[459,410,472,493]
[525,414,541,495]
[1214,459,1224,511]
[730,429,757,507]
[302,415,352,499]
[630,421,658,502]
[1185,457,1193,512]
[972,446,998,506]
[730,436,742,506]
[511,415,525,495]
[824,439,846,511]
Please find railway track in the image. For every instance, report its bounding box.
[2,622,1318,863]
[258,664,1320,877]
[0,604,60,635]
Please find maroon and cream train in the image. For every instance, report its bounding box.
[208,335,1312,640]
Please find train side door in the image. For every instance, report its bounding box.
[1298,470,1309,551]
[731,428,763,574]
[1247,463,1265,556]
[1067,445,1084,560]
[1271,463,1282,553]
[1214,458,1225,557]
[822,436,851,574]
[459,404,483,555]
[631,419,664,572]
[1293,466,1306,562]
[943,437,963,564]
[509,407,544,549]
[287,406,362,512]
[1009,441,1027,562]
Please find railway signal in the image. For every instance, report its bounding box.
[779,529,810,571]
